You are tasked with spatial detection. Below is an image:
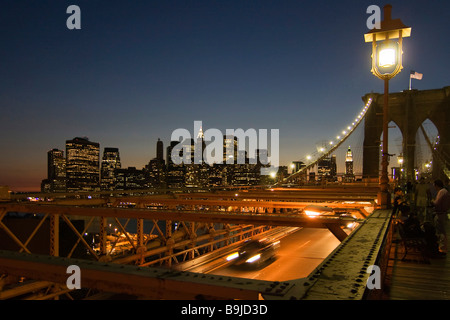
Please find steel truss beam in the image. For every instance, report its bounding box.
[0,204,357,254]
[0,198,362,299]
[0,249,306,300]
[0,203,282,267]
[0,209,391,300]
[0,203,357,236]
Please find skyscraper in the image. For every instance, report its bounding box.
[115,167,148,190]
[345,146,355,182]
[144,139,166,188]
[331,155,337,179]
[156,138,163,162]
[66,137,100,192]
[166,141,185,188]
[223,135,238,164]
[100,147,121,191]
[48,149,66,181]
[41,148,66,192]
[318,155,337,182]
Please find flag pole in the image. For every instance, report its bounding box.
[409,70,412,90]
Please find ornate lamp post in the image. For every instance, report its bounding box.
[364,4,411,209]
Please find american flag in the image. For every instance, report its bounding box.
[410,71,423,80]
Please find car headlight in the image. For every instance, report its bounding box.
[304,210,321,217]
[226,252,239,261]
[246,254,261,263]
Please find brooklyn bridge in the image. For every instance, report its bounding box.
[1,87,449,300]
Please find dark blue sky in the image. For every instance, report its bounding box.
[0,0,449,191]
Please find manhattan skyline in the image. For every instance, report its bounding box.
[1,1,449,191]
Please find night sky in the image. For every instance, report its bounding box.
[0,0,448,191]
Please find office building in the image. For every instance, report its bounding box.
[345,146,355,182]
[66,137,100,192]
[223,135,238,164]
[115,167,149,190]
[100,147,121,191]
[156,138,164,162]
[318,155,337,182]
[230,164,260,186]
[145,158,165,188]
[166,141,186,189]
[48,149,66,180]
[292,161,305,173]
[41,148,66,192]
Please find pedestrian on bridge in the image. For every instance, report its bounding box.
[392,187,410,222]
[432,179,450,253]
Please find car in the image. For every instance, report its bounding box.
[339,213,358,230]
[226,238,280,267]
[303,205,335,217]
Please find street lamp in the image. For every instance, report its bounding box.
[397,154,404,181]
[364,4,411,209]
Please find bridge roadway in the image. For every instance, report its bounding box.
[183,227,342,282]
[0,186,392,300]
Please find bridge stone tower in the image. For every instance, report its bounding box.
[362,86,450,182]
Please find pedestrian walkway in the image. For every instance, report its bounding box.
[383,218,450,300]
